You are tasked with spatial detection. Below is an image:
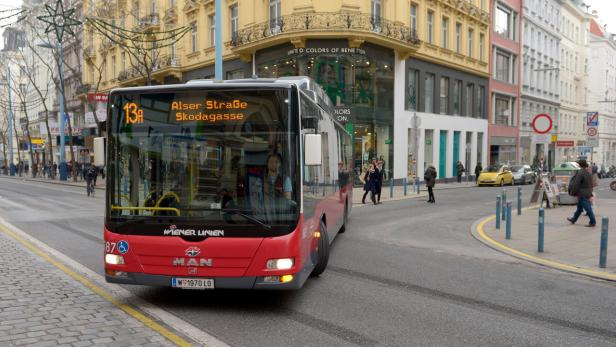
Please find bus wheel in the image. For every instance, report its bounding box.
[310,221,330,277]
[339,201,348,234]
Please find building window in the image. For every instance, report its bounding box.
[494,95,514,126]
[410,3,418,35]
[406,69,419,111]
[425,73,434,113]
[121,52,126,71]
[230,5,238,41]
[468,28,474,57]
[209,15,216,47]
[455,23,461,53]
[371,0,382,26]
[442,17,448,49]
[111,56,116,78]
[479,33,485,61]
[427,11,434,44]
[191,22,197,52]
[453,80,462,115]
[150,0,156,14]
[477,86,485,118]
[495,50,515,83]
[495,4,516,40]
[440,77,449,114]
[269,0,281,34]
[466,84,474,117]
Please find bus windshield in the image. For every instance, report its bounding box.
[106,88,299,237]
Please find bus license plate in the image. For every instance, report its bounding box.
[172,278,215,289]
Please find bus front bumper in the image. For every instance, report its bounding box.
[106,263,313,290]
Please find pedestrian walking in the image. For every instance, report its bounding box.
[456,161,465,183]
[566,159,597,227]
[361,164,378,205]
[424,165,437,203]
[474,162,483,184]
[374,159,383,204]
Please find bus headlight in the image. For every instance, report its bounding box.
[266,258,294,270]
[105,254,125,265]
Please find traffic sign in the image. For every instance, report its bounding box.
[587,127,597,136]
[587,112,599,127]
[556,140,575,147]
[531,114,553,134]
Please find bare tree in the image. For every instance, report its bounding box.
[7,73,37,177]
[0,112,8,174]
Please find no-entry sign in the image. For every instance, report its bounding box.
[531,114,553,134]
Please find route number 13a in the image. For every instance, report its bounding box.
[123,102,144,124]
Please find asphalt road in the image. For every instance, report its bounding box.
[1,176,616,346]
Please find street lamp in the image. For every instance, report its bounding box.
[0,70,16,176]
[37,41,67,180]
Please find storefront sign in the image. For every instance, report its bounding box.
[333,106,353,124]
[88,92,108,102]
[287,47,366,56]
[31,138,44,145]
[556,140,575,147]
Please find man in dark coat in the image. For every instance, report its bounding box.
[567,160,596,227]
[456,161,465,183]
[424,165,437,203]
[474,162,483,184]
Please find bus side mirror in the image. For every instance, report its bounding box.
[304,134,322,166]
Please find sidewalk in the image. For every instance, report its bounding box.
[475,199,616,280]
[0,174,106,190]
[352,180,476,205]
[0,226,179,346]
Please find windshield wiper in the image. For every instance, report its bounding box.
[220,208,272,231]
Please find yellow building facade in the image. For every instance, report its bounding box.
[84,0,490,182]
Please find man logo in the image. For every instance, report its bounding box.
[185,247,200,257]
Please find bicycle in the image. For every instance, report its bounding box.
[87,180,96,197]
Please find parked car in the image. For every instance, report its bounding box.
[477,165,514,187]
[511,165,536,185]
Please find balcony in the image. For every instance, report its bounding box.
[138,13,160,31]
[163,7,177,24]
[99,38,113,52]
[83,45,96,60]
[231,12,421,57]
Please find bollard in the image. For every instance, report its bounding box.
[600,217,609,268]
[390,179,394,198]
[502,190,507,221]
[538,208,545,252]
[517,187,522,216]
[404,178,408,196]
[496,196,501,230]
[506,202,512,239]
[416,178,420,195]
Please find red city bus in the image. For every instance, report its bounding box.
[104,77,353,289]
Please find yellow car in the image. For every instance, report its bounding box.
[477,165,514,187]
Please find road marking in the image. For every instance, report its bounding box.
[474,212,616,282]
[0,217,229,347]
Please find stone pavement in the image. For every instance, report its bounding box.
[0,230,176,347]
[352,180,476,205]
[481,198,616,278]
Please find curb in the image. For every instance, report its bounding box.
[470,212,616,282]
[1,176,105,190]
[352,192,428,207]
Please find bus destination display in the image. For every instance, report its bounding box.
[124,99,249,124]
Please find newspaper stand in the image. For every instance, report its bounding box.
[530,173,559,208]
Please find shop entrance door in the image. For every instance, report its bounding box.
[453,131,460,176]
[439,130,447,178]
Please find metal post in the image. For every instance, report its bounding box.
[501,189,507,221]
[517,187,522,215]
[214,0,223,80]
[506,202,512,239]
[496,196,501,230]
[58,42,67,181]
[404,178,407,196]
[389,179,394,198]
[600,217,609,268]
[538,208,545,252]
[6,67,14,176]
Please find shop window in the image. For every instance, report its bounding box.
[465,84,474,117]
[477,132,483,166]
[424,73,434,113]
[477,86,485,118]
[406,69,419,111]
[424,129,434,169]
[439,77,449,115]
